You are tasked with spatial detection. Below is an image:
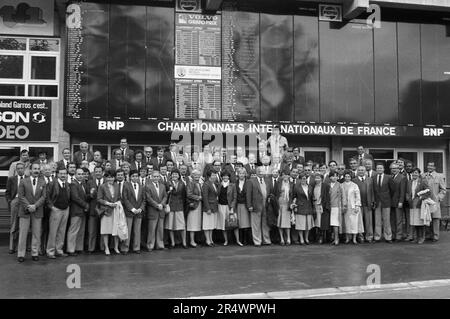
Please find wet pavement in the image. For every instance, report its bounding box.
[1,233,450,298]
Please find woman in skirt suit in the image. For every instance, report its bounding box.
[202,170,219,246]
[165,169,187,248]
[341,170,363,244]
[328,172,343,245]
[406,167,429,244]
[96,171,120,255]
[186,169,203,247]
[312,173,331,244]
[291,173,314,245]
[276,169,293,245]
[235,168,251,245]
[217,171,240,246]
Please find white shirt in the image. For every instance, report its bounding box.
[57,178,65,189]
[412,179,418,199]
[132,182,139,200]
[31,177,39,196]
[140,177,147,186]
[301,184,309,199]
[377,174,384,186]
[67,175,74,184]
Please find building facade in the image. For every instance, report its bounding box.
[0,0,449,230]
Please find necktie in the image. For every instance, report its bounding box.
[134,183,137,190]
[147,157,151,163]
[32,178,36,186]
[378,175,382,188]
[82,153,86,161]
[62,182,65,188]
[97,179,100,187]
[137,162,141,171]
[141,178,145,185]
[259,177,263,184]
[159,158,162,165]
[20,176,23,182]
[118,181,122,195]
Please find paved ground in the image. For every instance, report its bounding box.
[1,232,450,299]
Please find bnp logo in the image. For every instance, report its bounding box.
[0,2,46,28]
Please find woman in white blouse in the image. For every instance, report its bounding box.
[341,170,363,244]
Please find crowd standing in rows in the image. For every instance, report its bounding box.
[6,132,447,263]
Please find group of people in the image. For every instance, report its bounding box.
[6,134,447,263]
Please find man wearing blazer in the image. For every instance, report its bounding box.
[246,166,273,246]
[46,168,71,258]
[145,170,168,250]
[56,148,71,171]
[353,166,375,243]
[121,170,146,254]
[130,151,146,173]
[390,163,407,241]
[422,162,447,242]
[6,162,26,254]
[151,147,167,171]
[17,163,47,262]
[87,166,104,252]
[73,142,94,167]
[66,168,89,255]
[373,163,394,243]
[112,138,135,163]
[110,149,124,172]
[356,146,373,166]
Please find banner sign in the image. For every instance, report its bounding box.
[0,99,51,141]
[64,118,450,138]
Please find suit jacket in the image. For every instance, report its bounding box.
[151,157,167,170]
[145,181,168,220]
[218,182,237,209]
[167,180,186,212]
[69,179,89,217]
[5,175,21,205]
[352,176,374,208]
[291,183,313,215]
[312,182,331,212]
[46,178,71,209]
[122,181,146,218]
[244,163,257,175]
[373,173,394,208]
[246,177,273,213]
[130,160,146,172]
[186,181,202,209]
[202,180,219,213]
[112,147,134,163]
[97,183,120,216]
[18,176,47,218]
[56,159,70,171]
[406,178,429,209]
[391,173,407,207]
[356,153,373,165]
[110,159,123,172]
[87,178,104,217]
[422,171,446,216]
[292,155,305,166]
[223,164,238,183]
[73,150,94,167]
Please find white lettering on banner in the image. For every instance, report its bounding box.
[423,128,444,136]
[0,125,29,139]
[98,121,124,130]
[0,112,29,123]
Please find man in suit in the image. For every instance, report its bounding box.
[422,161,447,242]
[268,169,280,191]
[304,165,315,187]
[66,162,77,184]
[390,163,407,241]
[6,162,25,254]
[86,166,104,253]
[246,166,273,246]
[356,145,373,166]
[349,158,359,178]
[292,147,305,166]
[39,164,54,255]
[244,153,257,175]
[9,149,31,178]
[46,168,71,259]
[353,166,375,243]
[17,163,47,262]
[111,149,124,172]
[131,151,145,175]
[336,164,346,183]
[143,146,154,166]
[88,151,105,173]
[373,163,394,243]
[66,168,89,256]
[73,142,94,167]
[364,159,376,179]
[260,155,272,176]
[112,138,134,163]
[224,155,238,183]
[257,141,269,166]
[56,148,71,171]
[151,147,167,171]
[115,169,126,198]
[165,143,179,163]
[121,170,145,254]
[145,171,168,250]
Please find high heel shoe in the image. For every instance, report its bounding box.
[105,250,111,256]
[223,241,228,246]
[114,248,120,254]
[190,242,197,248]
[237,242,243,247]
[305,241,310,245]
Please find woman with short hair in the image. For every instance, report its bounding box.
[341,170,363,244]
[186,169,203,247]
[165,169,187,249]
[291,173,314,245]
[217,171,240,246]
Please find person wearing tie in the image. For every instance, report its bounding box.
[406,168,429,244]
[87,166,104,253]
[40,164,53,255]
[56,148,71,171]
[139,167,148,187]
[373,163,394,243]
[165,169,188,249]
[121,170,145,254]
[67,162,77,184]
[115,169,126,198]
[390,163,407,241]
[17,163,47,262]
[202,171,219,246]
[244,153,257,175]
[46,167,71,259]
[151,147,166,171]
[145,171,168,251]
[66,169,89,256]
[292,147,305,166]
[132,151,145,173]
[422,162,447,242]
[353,166,375,243]
[364,159,375,179]
[144,146,153,166]
[111,149,123,172]
[6,163,25,254]
[117,138,134,163]
[356,146,373,166]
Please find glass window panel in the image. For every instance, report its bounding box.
[91,145,108,161]
[304,151,326,165]
[0,37,26,50]
[0,55,23,79]
[397,152,418,167]
[29,39,60,51]
[0,84,25,96]
[28,85,58,97]
[369,149,394,160]
[28,147,54,163]
[423,152,444,174]
[31,56,56,80]
[0,147,21,171]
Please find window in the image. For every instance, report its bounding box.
[0,37,60,99]
[301,147,329,166]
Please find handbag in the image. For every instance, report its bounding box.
[164,204,171,214]
[225,210,239,229]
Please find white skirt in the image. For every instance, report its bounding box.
[330,207,340,227]
[202,212,217,230]
[216,205,228,231]
[164,211,185,231]
[295,214,315,231]
[186,203,202,232]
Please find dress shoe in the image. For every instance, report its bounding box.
[206,243,213,247]
[385,240,393,244]
[105,250,111,256]
[432,239,438,243]
[182,245,188,249]
[133,250,141,254]
[121,251,129,255]
[304,241,310,245]
[18,257,25,263]
[56,253,68,257]
[223,241,228,246]
[237,242,244,247]
[68,252,78,257]
[8,250,15,254]
[47,255,56,259]
[32,256,39,261]
[189,243,197,248]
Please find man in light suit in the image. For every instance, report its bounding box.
[66,168,89,256]
[73,142,94,167]
[165,143,179,163]
[6,162,26,254]
[144,171,168,250]
[356,145,373,166]
[422,161,447,242]
[111,149,124,172]
[56,148,71,171]
[390,163,407,241]
[364,159,376,179]
[121,170,145,254]
[8,149,31,178]
[373,163,394,243]
[17,163,47,262]
[353,166,375,243]
[246,166,273,246]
